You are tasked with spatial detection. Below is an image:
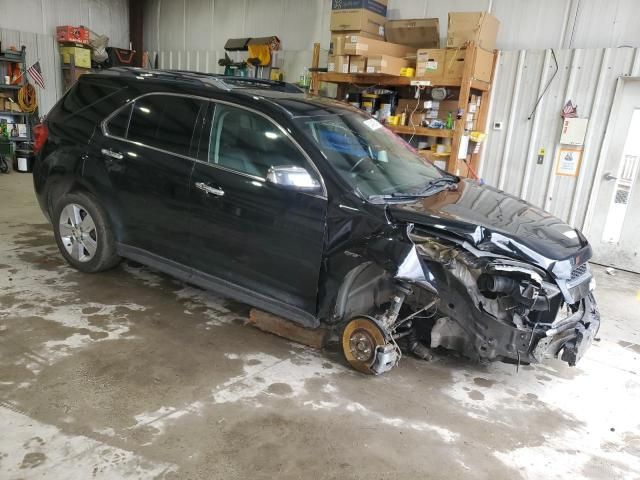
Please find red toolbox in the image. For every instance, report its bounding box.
[56,26,89,44]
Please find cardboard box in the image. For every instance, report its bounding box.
[410,112,426,126]
[328,55,350,73]
[365,54,409,75]
[396,98,424,114]
[349,56,367,73]
[342,35,415,58]
[56,25,89,44]
[385,18,439,48]
[437,100,460,117]
[327,54,336,72]
[442,47,494,83]
[331,0,387,16]
[332,30,382,53]
[330,0,388,37]
[416,48,446,81]
[59,45,91,68]
[446,12,499,51]
[332,30,382,54]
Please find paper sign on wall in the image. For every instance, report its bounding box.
[556,148,583,176]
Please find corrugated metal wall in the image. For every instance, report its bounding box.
[0,0,129,48]
[0,28,62,115]
[0,0,129,115]
[481,47,640,230]
[143,0,640,54]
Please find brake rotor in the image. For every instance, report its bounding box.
[342,317,387,374]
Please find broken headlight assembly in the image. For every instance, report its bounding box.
[476,260,563,329]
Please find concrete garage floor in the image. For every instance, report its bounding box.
[1,174,639,480]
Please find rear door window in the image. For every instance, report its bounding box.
[121,94,205,157]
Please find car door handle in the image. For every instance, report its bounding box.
[101,148,124,160]
[195,182,225,196]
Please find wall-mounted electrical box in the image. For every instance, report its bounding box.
[560,117,588,146]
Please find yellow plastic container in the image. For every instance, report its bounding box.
[400,67,415,77]
[59,45,91,68]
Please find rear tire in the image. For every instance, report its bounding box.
[52,192,121,273]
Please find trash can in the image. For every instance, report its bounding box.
[14,148,34,173]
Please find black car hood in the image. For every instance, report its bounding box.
[387,180,591,270]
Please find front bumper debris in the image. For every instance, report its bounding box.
[532,293,600,365]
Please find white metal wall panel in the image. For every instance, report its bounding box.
[483,47,638,229]
[491,0,570,51]
[570,0,640,49]
[158,0,186,51]
[0,0,129,48]
[186,0,214,51]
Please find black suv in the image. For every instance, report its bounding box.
[33,68,599,374]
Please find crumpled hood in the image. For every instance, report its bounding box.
[388,179,591,268]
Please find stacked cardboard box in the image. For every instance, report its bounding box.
[385,18,439,49]
[328,1,425,76]
[330,0,388,37]
[415,46,494,83]
[329,34,415,74]
[413,12,497,83]
[446,12,499,50]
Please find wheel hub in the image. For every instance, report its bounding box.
[342,317,397,375]
[349,331,375,362]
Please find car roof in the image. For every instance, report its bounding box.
[90,67,357,118]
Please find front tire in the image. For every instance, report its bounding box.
[52,192,121,273]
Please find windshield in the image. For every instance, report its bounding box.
[295,112,450,199]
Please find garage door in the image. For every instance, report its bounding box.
[588,78,640,273]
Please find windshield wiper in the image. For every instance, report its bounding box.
[368,193,422,202]
[367,176,459,202]
[417,176,459,194]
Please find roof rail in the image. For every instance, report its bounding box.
[209,75,303,93]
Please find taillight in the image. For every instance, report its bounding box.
[33,123,48,153]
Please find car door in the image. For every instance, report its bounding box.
[188,101,327,320]
[94,93,206,268]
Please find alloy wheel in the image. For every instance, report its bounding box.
[59,203,98,263]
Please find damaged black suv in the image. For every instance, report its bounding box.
[33,68,600,374]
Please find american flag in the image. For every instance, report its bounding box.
[27,61,45,89]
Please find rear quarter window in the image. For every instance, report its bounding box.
[124,94,205,157]
[61,78,124,117]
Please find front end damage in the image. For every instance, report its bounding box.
[338,224,600,374]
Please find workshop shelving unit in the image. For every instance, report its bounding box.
[310,42,497,176]
[0,46,33,145]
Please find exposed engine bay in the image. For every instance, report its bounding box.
[338,225,600,375]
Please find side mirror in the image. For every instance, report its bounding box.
[266,165,321,192]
